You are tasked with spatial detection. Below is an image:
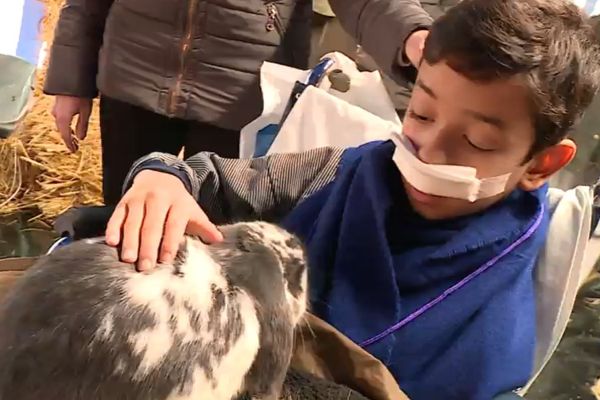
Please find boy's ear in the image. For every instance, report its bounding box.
[519,139,576,191]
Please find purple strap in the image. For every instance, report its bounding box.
[359,203,546,348]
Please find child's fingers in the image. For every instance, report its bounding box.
[187,208,223,244]
[121,200,145,263]
[137,197,170,272]
[159,207,188,264]
[105,203,126,246]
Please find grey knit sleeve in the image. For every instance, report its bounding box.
[123,147,345,224]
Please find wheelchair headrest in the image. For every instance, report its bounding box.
[521,185,593,394]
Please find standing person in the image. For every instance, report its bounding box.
[43,0,433,206]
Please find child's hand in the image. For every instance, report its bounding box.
[105,170,223,271]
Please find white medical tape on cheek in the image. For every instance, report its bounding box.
[476,172,513,199]
[392,143,481,201]
[391,132,511,202]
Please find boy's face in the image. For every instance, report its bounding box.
[401,61,573,220]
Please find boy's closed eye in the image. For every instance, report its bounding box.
[407,109,498,153]
[407,109,432,123]
[463,135,496,152]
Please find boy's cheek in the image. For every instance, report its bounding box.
[506,166,545,193]
[404,179,522,220]
[516,140,577,191]
[517,174,551,192]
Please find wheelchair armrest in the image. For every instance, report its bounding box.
[53,205,116,240]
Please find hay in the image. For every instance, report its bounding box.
[0,0,103,223]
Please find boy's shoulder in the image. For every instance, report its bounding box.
[338,140,394,171]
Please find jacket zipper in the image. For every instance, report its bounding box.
[167,0,199,115]
[265,2,285,36]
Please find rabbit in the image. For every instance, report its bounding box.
[0,221,308,400]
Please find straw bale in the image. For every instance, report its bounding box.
[0,0,103,223]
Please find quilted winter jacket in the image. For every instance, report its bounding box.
[44,0,432,130]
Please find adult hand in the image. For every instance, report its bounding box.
[105,170,223,271]
[404,29,429,67]
[51,95,93,152]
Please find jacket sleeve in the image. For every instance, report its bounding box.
[122,148,345,224]
[43,0,114,98]
[329,0,433,83]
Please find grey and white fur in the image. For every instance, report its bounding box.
[0,221,308,400]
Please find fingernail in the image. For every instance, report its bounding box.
[138,259,152,271]
[159,252,173,264]
[123,250,136,262]
[214,229,224,242]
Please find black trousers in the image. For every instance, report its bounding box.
[99,96,240,205]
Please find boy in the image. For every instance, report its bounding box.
[104,0,600,398]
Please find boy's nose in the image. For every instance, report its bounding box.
[415,136,449,165]
[405,128,450,165]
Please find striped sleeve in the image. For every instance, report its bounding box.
[123,147,345,224]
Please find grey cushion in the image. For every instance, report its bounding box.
[0,54,36,138]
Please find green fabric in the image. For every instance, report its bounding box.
[0,54,36,138]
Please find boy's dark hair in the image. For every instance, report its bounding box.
[423,0,600,157]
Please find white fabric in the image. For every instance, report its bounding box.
[239,52,401,158]
[0,0,46,66]
[571,0,600,16]
[391,132,511,202]
[268,86,395,154]
[0,0,25,57]
[520,186,593,394]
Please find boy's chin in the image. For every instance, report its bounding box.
[406,197,468,220]
[403,180,499,220]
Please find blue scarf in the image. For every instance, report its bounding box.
[282,141,549,399]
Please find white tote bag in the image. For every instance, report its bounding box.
[239,52,402,158]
